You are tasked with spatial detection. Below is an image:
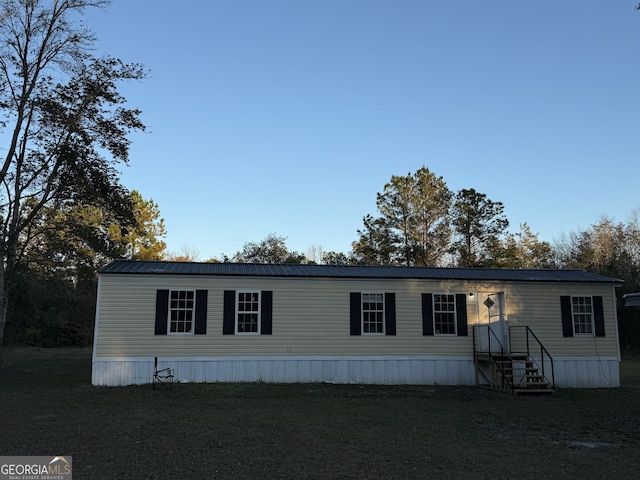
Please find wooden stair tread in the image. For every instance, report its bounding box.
[476,346,555,395]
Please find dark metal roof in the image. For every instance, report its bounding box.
[623,293,640,307]
[99,260,622,283]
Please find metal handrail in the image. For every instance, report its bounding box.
[473,325,514,393]
[509,326,555,389]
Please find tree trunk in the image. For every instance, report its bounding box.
[0,226,20,366]
[0,263,8,368]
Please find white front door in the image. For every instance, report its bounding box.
[484,292,508,354]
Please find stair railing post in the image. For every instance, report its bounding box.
[500,336,505,392]
[473,326,478,385]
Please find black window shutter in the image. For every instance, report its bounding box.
[223,290,236,335]
[155,289,169,335]
[194,290,207,335]
[422,293,434,336]
[593,296,605,337]
[350,292,361,335]
[455,293,468,337]
[385,293,396,336]
[261,290,273,335]
[560,296,573,337]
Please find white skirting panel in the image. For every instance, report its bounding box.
[92,355,620,388]
[552,357,619,388]
[92,356,476,387]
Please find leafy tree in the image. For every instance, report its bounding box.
[376,174,415,264]
[283,252,308,264]
[552,216,637,281]
[409,167,453,266]
[6,261,97,347]
[23,201,128,280]
[322,251,353,265]
[232,234,306,264]
[203,257,221,263]
[5,198,136,347]
[498,223,553,268]
[166,245,200,262]
[0,0,145,351]
[623,210,640,285]
[551,213,640,355]
[371,167,452,266]
[351,214,398,265]
[8,191,166,347]
[450,188,509,267]
[586,217,628,278]
[109,190,167,260]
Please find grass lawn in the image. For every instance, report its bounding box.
[1,348,639,480]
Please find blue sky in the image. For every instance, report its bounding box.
[88,1,640,261]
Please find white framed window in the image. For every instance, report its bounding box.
[236,291,261,334]
[433,293,456,335]
[572,296,593,335]
[169,290,195,334]
[362,292,385,334]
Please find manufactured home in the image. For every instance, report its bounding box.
[92,261,622,391]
